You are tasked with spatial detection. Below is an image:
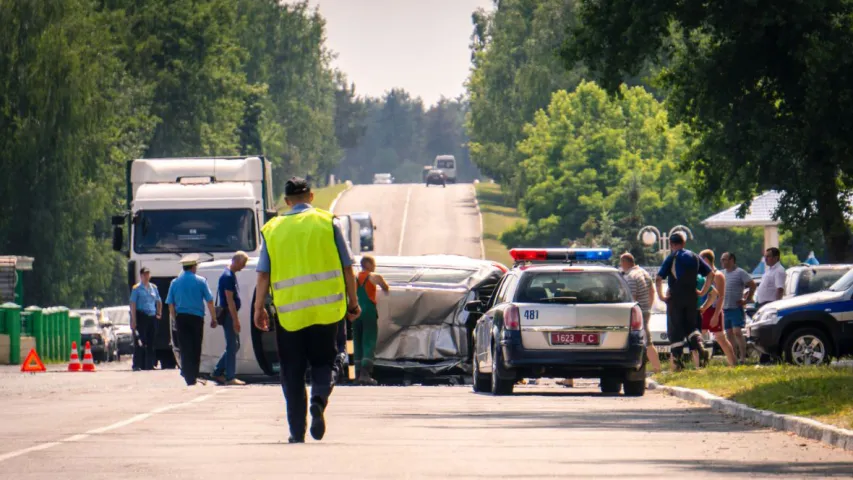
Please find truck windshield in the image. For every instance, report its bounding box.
[133,209,257,254]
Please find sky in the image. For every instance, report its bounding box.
[298,0,495,107]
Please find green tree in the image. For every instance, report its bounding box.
[567,0,853,261]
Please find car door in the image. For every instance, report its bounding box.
[480,275,518,372]
[477,275,510,372]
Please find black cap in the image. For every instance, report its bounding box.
[669,232,686,244]
[285,176,311,196]
[139,266,150,274]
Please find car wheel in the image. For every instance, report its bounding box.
[490,342,514,395]
[783,327,832,365]
[600,377,622,394]
[623,363,647,397]
[472,350,490,393]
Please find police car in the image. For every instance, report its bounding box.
[748,267,853,365]
[466,248,646,396]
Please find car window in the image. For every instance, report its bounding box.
[491,276,512,306]
[498,276,518,304]
[516,272,631,304]
[416,268,476,284]
[436,159,454,169]
[105,309,130,325]
[82,318,97,328]
[797,269,849,295]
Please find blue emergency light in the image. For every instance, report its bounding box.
[509,248,613,263]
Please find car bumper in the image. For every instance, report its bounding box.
[746,322,782,356]
[501,331,645,374]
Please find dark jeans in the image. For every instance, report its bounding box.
[666,299,703,358]
[134,312,157,371]
[275,320,337,439]
[213,312,240,380]
[176,314,204,386]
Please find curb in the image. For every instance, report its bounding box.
[472,185,486,260]
[647,379,853,451]
[329,181,353,213]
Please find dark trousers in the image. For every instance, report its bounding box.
[176,314,204,385]
[274,319,337,439]
[666,299,703,359]
[135,312,157,370]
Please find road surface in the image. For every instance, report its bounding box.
[333,183,483,258]
[1,183,851,478]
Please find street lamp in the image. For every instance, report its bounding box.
[637,225,695,259]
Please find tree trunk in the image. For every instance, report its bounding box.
[817,183,853,262]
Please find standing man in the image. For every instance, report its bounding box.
[698,250,737,366]
[755,247,785,309]
[165,254,217,386]
[720,252,757,364]
[619,253,662,374]
[211,251,249,386]
[353,255,390,385]
[655,233,711,371]
[253,177,361,444]
[129,266,162,371]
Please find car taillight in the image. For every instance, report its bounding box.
[630,305,643,331]
[505,305,520,330]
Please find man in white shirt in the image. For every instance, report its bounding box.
[755,247,786,309]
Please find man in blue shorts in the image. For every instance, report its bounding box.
[720,252,756,364]
[655,233,712,370]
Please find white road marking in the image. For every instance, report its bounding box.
[0,391,224,464]
[473,185,486,260]
[397,186,412,256]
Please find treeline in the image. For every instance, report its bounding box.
[0,0,469,307]
[466,0,827,267]
[334,89,478,184]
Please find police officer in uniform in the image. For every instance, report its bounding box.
[254,177,360,444]
[165,254,217,386]
[129,266,161,371]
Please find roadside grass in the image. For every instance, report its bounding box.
[474,183,525,267]
[655,364,853,429]
[277,183,348,212]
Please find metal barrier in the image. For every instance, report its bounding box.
[0,304,77,365]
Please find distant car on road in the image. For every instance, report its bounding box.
[74,309,118,362]
[433,155,456,183]
[425,169,447,187]
[101,306,134,356]
[468,248,647,396]
[373,173,394,184]
[349,212,376,251]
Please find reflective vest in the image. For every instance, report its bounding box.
[261,208,346,331]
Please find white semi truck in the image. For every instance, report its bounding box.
[111,156,277,366]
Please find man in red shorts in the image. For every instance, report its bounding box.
[698,249,736,366]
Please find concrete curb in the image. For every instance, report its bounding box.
[329,181,353,213]
[647,379,853,451]
[472,184,486,261]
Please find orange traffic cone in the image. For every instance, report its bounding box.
[81,341,96,372]
[68,341,81,372]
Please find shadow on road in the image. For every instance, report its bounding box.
[556,459,853,478]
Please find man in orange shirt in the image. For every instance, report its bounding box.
[353,255,390,385]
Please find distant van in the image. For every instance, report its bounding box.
[433,155,457,183]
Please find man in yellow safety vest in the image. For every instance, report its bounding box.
[254,177,361,444]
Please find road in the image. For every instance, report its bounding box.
[1,182,852,478]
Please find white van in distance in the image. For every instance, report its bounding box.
[434,155,457,183]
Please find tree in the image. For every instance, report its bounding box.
[567,0,853,261]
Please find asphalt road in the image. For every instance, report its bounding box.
[2,182,852,478]
[333,183,483,258]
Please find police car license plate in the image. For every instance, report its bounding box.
[550,332,600,345]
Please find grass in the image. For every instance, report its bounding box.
[655,364,853,429]
[474,182,525,267]
[277,183,348,212]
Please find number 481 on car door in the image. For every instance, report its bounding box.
[523,309,539,320]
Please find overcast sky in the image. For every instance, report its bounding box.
[298,0,495,107]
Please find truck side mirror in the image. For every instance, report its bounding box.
[112,226,124,252]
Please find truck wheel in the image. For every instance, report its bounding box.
[600,377,622,394]
[490,343,514,395]
[783,327,831,365]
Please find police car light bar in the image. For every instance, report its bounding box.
[509,248,613,263]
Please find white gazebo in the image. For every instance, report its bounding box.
[701,191,782,251]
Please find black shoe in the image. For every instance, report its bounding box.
[288,436,305,444]
[309,401,326,441]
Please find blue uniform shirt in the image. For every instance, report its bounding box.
[218,268,241,311]
[256,203,354,273]
[658,248,712,297]
[166,270,214,318]
[130,282,160,316]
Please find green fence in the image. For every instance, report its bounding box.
[0,303,78,365]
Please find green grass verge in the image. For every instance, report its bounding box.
[655,365,853,429]
[277,183,348,212]
[474,183,525,267]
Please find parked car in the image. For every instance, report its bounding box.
[373,173,394,184]
[349,212,376,251]
[425,169,447,187]
[74,309,118,362]
[468,248,646,396]
[101,306,134,356]
[747,266,853,364]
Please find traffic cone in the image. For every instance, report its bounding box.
[81,341,96,372]
[68,341,81,372]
